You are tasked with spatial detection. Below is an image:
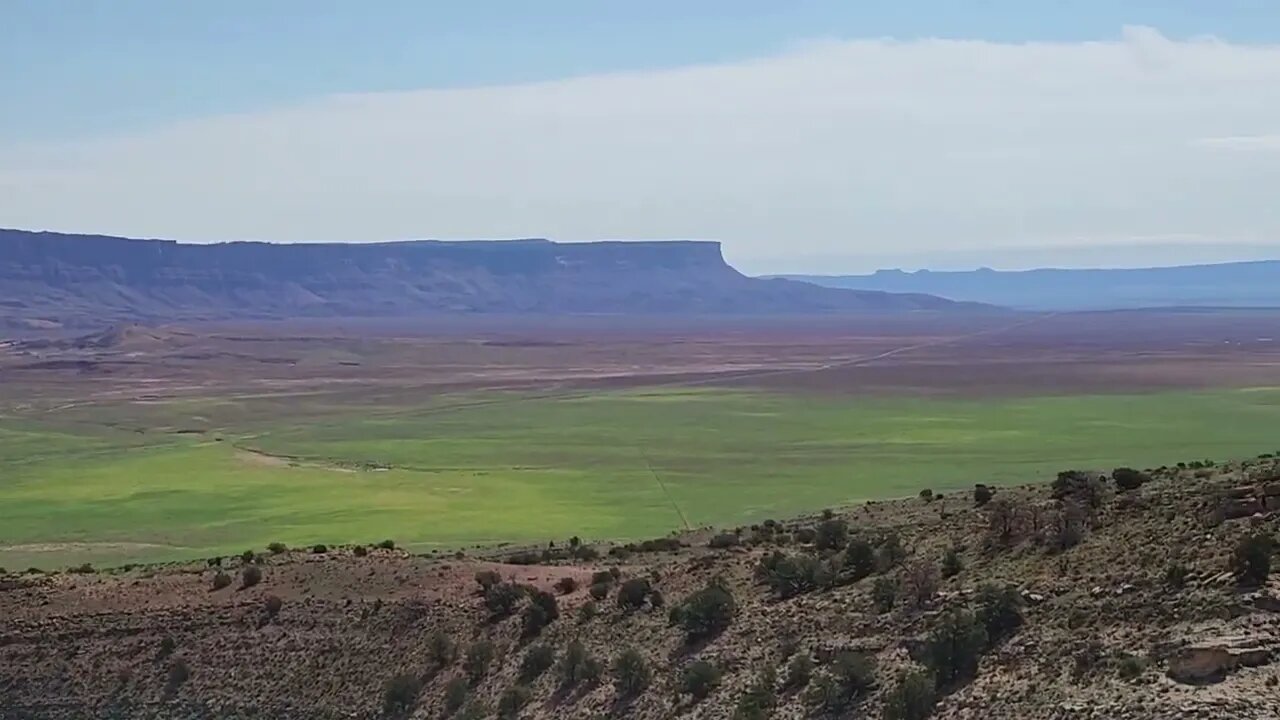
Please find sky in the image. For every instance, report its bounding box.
[3,1,1280,274]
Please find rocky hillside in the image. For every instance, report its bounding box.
[0,230,973,328]
[2,458,1278,720]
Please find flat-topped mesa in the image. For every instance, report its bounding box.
[0,229,977,325]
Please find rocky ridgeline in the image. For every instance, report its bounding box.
[1,458,1278,719]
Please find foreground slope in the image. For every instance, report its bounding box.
[2,457,1277,719]
[0,229,971,327]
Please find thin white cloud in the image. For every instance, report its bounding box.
[1193,135,1280,151]
[2,26,1279,273]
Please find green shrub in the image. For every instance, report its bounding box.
[558,639,603,688]
[352,545,368,557]
[240,549,256,564]
[679,659,723,700]
[756,551,833,598]
[443,677,469,714]
[941,547,962,579]
[844,538,877,581]
[521,589,559,637]
[156,636,176,660]
[804,652,875,712]
[1112,467,1150,491]
[924,608,986,688]
[709,532,741,549]
[590,569,617,586]
[497,685,532,720]
[519,643,556,682]
[973,484,993,507]
[554,576,578,595]
[211,571,232,591]
[382,672,422,714]
[428,631,457,667]
[732,665,777,720]
[783,653,814,690]
[1116,654,1147,681]
[616,578,653,611]
[793,527,817,544]
[485,582,524,618]
[588,582,610,601]
[672,581,736,641]
[882,667,936,720]
[1231,533,1275,586]
[240,565,262,589]
[376,539,396,550]
[877,532,906,571]
[266,542,288,555]
[578,600,598,622]
[465,640,495,684]
[872,576,898,613]
[310,544,328,554]
[612,647,651,699]
[1164,562,1189,589]
[975,583,1023,646]
[815,518,849,551]
[264,594,283,617]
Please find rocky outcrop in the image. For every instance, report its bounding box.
[0,229,977,326]
[1167,634,1277,683]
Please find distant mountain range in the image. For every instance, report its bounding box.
[773,261,1280,311]
[0,230,976,329]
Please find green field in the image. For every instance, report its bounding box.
[3,386,1280,569]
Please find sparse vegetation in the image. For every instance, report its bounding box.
[519,643,556,682]
[443,677,469,714]
[240,565,262,588]
[485,581,525,618]
[464,640,495,685]
[428,631,457,668]
[941,546,962,578]
[783,653,815,691]
[733,665,778,720]
[882,667,937,720]
[805,651,876,712]
[814,518,849,551]
[680,659,723,700]
[975,583,1023,646]
[558,639,603,688]
[521,589,559,637]
[924,608,986,688]
[211,571,231,590]
[612,647,651,699]
[845,537,877,580]
[872,576,898,613]
[554,576,578,595]
[382,672,421,714]
[671,581,736,641]
[1231,533,1275,586]
[496,685,532,720]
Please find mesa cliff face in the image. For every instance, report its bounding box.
[0,230,968,327]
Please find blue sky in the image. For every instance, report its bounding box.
[3,2,1280,272]
[5,0,1278,142]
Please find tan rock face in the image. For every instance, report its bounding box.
[1167,635,1277,683]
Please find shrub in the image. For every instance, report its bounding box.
[733,665,778,720]
[264,594,283,617]
[588,582,610,601]
[1049,501,1089,552]
[877,532,906,571]
[311,544,328,554]
[590,569,618,586]
[975,583,1023,646]
[822,508,835,520]
[485,582,524,618]
[941,547,962,579]
[805,652,876,711]
[377,539,396,550]
[1052,470,1105,508]
[574,545,600,561]
[793,527,817,545]
[901,560,940,608]
[157,636,177,660]
[1164,562,1189,589]
[558,639,603,688]
[428,631,457,667]
[240,549,256,564]
[382,672,421,714]
[554,576,579,595]
[1112,467,1150,491]
[973,484,993,507]
[919,488,934,503]
[443,677,469,714]
[519,643,556,682]
[211,571,232,591]
[882,667,937,720]
[757,552,833,598]
[616,578,653,611]
[783,653,814,690]
[352,545,368,557]
[1116,654,1147,681]
[1231,533,1275,586]
[679,659,723,700]
[578,600,598,622]
[924,608,986,688]
[872,576,898,613]
[521,589,559,637]
[844,538,877,581]
[267,542,288,554]
[815,518,849,551]
[165,658,191,694]
[612,647,651,699]
[240,565,262,589]
[464,640,495,684]
[709,532,741,549]
[672,581,736,641]
[497,685,532,720]
[474,570,501,592]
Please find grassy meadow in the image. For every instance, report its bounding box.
[3,386,1280,568]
